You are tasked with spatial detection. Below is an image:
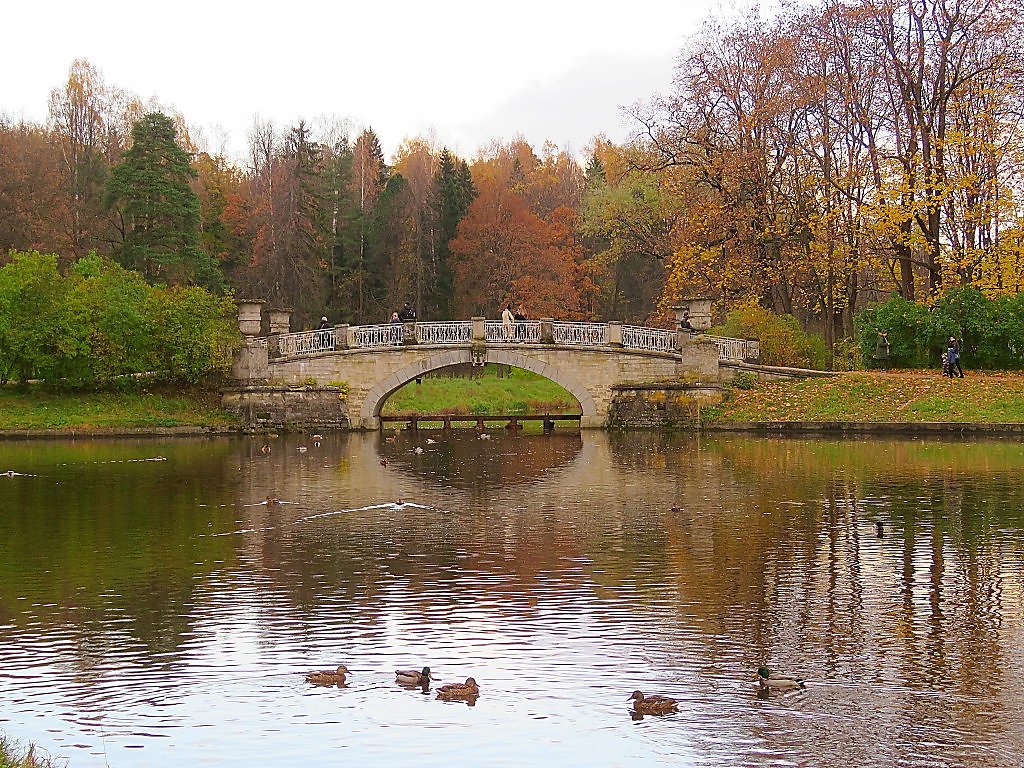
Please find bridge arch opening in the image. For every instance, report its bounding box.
[358,351,596,430]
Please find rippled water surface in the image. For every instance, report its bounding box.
[1,431,1024,767]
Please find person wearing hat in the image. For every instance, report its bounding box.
[316,315,333,350]
[947,335,964,378]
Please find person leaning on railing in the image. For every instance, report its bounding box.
[316,316,333,350]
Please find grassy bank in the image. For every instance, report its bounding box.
[0,388,238,431]
[0,735,60,768]
[707,370,1024,423]
[382,365,579,415]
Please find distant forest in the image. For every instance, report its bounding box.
[2,0,1022,352]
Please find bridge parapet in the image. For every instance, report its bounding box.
[263,320,753,362]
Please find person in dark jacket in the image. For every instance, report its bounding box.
[398,302,416,322]
[315,316,332,349]
[948,336,965,378]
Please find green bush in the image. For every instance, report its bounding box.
[0,250,240,388]
[857,286,1024,370]
[831,336,863,371]
[714,306,829,369]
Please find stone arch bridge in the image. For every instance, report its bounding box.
[228,313,756,430]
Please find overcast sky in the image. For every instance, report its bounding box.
[5,0,735,162]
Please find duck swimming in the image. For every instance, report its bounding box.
[437,677,479,700]
[757,667,805,691]
[305,665,349,686]
[628,690,678,715]
[396,666,431,686]
[266,496,281,506]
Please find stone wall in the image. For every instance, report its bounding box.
[720,361,836,382]
[607,384,724,429]
[222,386,349,430]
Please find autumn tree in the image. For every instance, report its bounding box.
[0,120,65,255]
[450,176,581,319]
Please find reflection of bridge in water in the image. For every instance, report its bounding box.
[232,314,757,429]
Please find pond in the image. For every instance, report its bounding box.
[1,431,1023,767]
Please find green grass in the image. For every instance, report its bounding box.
[707,371,1024,423]
[0,387,239,431]
[381,365,580,416]
[0,735,61,768]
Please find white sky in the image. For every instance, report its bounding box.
[4,0,737,163]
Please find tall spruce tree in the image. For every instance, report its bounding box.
[106,112,222,288]
[427,150,476,319]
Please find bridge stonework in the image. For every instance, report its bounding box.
[223,314,742,430]
[250,341,718,429]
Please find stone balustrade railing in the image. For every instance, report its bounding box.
[267,320,753,362]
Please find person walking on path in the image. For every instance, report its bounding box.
[502,304,515,341]
[873,331,891,370]
[948,336,965,378]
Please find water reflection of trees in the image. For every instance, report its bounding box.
[0,439,240,670]
[3,433,1024,760]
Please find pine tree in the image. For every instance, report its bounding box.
[427,151,476,318]
[105,112,222,288]
[584,154,606,188]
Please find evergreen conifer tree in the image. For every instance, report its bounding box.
[427,151,476,318]
[105,112,222,289]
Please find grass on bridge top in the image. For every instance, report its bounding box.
[707,370,1024,423]
[381,364,580,416]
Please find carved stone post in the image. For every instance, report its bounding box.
[471,317,486,341]
[237,300,265,337]
[607,321,623,347]
[540,318,554,344]
[334,324,349,350]
[402,322,417,345]
[268,308,291,335]
[673,298,713,331]
[744,338,761,362]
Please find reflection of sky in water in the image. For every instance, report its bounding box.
[0,433,1023,766]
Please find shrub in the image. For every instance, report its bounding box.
[857,286,1024,370]
[0,250,240,388]
[714,306,829,369]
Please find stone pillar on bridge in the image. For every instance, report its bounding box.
[237,300,265,336]
[471,317,486,341]
[334,324,349,349]
[268,308,291,335]
[233,300,268,383]
[540,318,554,344]
[744,338,760,362]
[402,322,417,345]
[672,298,713,332]
[607,321,623,347]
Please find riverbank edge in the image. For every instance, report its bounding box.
[0,425,242,440]
[3,420,1024,439]
[702,420,1024,435]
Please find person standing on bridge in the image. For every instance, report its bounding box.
[502,304,515,341]
[316,316,332,350]
[398,302,416,322]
